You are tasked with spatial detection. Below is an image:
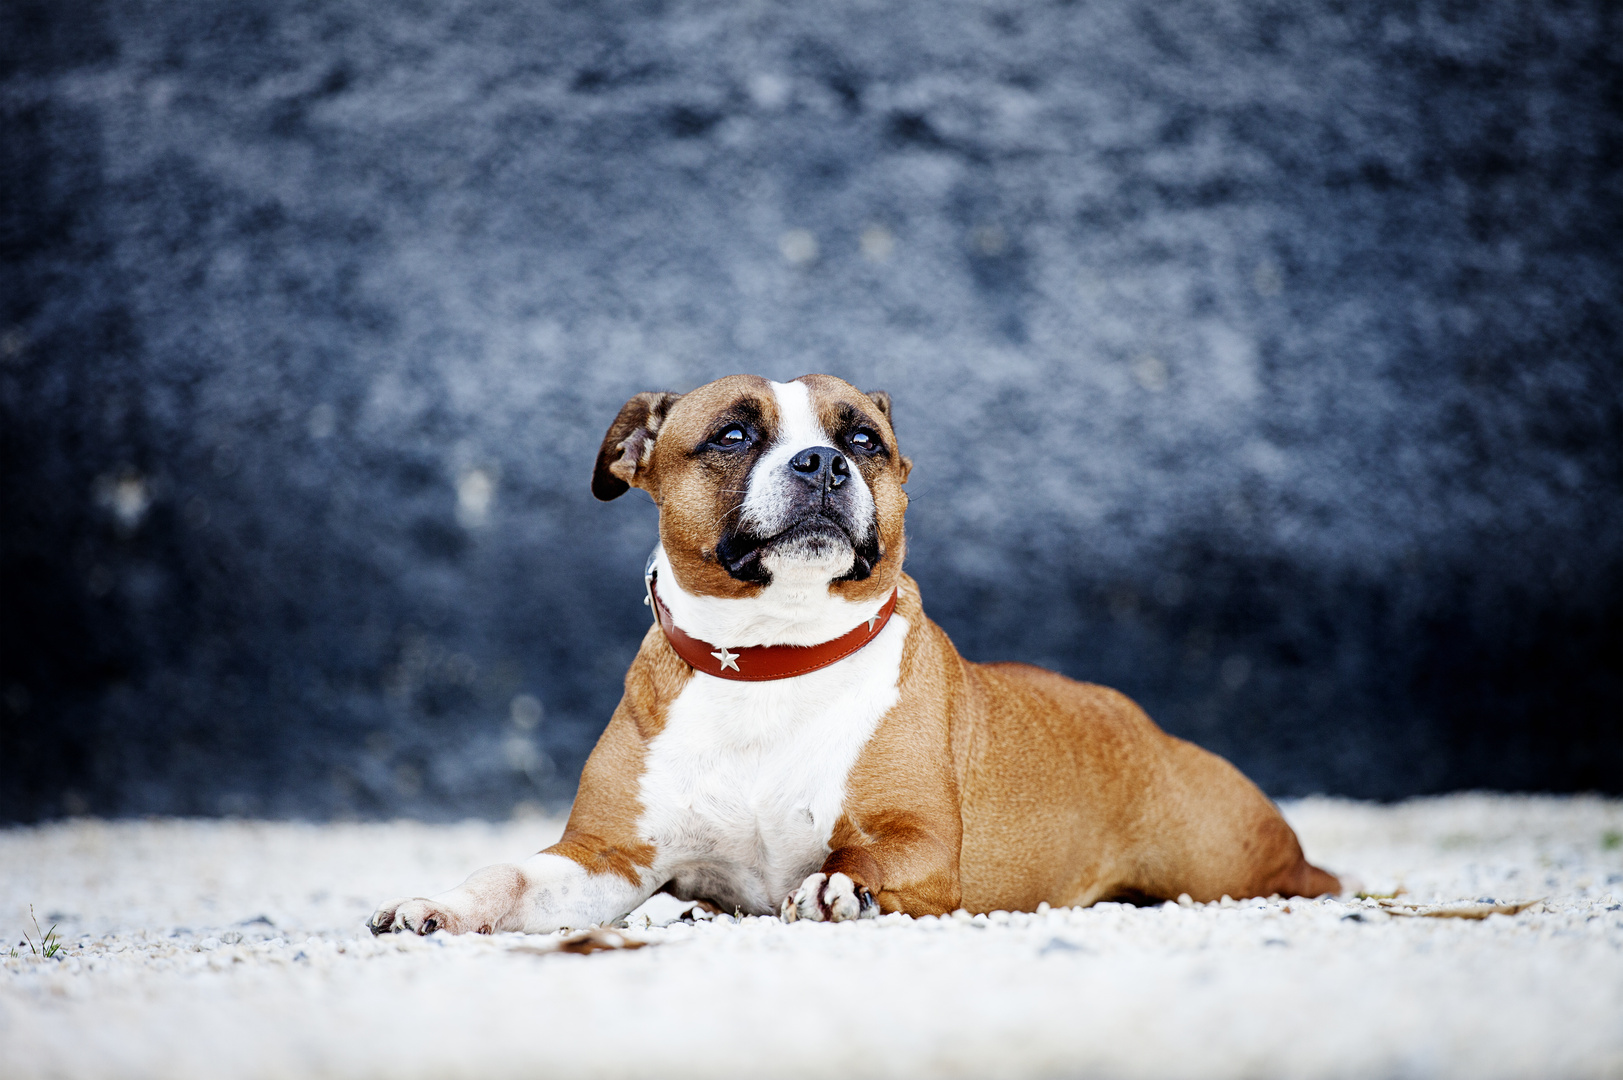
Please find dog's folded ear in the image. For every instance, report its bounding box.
[865,389,912,483]
[865,390,894,426]
[593,391,682,501]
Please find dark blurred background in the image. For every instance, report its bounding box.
[3,0,1619,823]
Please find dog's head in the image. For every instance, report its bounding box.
[593,374,910,604]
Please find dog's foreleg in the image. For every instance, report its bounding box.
[369,847,654,936]
[370,692,665,936]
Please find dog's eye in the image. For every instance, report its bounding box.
[849,430,880,453]
[714,426,748,447]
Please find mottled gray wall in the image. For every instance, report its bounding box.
[3,0,1619,821]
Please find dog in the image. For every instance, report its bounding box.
[369,373,1340,935]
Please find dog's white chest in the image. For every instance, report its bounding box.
[636,616,908,914]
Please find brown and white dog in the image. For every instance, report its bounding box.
[369,373,1340,935]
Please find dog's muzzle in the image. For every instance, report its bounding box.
[719,446,880,584]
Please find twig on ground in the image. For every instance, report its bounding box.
[1375,898,1543,920]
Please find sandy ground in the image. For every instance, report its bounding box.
[1,794,1620,1080]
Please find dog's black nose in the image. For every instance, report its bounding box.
[788,446,849,489]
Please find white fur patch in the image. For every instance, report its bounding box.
[635,609,909,916]
[739,379,877,559]
[651,546,889,648]
[510,852,651,933]
[639,379,904,915]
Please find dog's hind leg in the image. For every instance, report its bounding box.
[1128,737,1345,903]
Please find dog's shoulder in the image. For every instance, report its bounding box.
[619,622,695,740]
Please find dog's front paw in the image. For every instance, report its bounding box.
[368,897,484,936]
[780,872,877,923]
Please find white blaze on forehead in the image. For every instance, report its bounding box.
[767,379,827,456]
[739,379,875,543]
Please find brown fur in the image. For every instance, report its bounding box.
[544,623,689,884]
[555,374,1340,914]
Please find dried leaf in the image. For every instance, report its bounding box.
[555,929,648,954]
[498,928,650,956]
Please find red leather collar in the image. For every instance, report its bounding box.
[647,571,898,682]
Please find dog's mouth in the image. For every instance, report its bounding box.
[715,512,878,585]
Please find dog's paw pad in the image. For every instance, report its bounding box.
[781,872,876,923]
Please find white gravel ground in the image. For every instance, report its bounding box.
[2,794,1620,1080]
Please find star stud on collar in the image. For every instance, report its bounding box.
[866,614,880,631]
[710,646,740,672]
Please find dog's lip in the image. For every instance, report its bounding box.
[720,512,854,570]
